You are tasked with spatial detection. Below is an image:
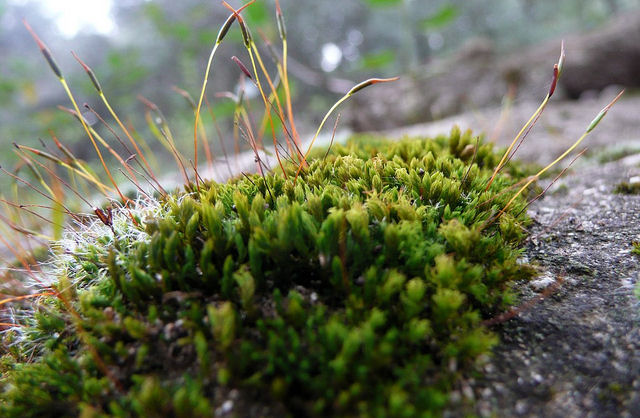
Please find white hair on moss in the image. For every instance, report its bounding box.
[48,196,166,289]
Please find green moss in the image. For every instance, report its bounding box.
[614,181,640,195]
[0,130,535,417]
[596,146,640,164]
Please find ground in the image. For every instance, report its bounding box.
[468,159,640,417]
[388,95,640,417]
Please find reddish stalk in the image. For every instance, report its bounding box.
[71,51,161,192]
[486,90,624,227]
[231,55,288,177]
[23,22,131,207]
[515,148,588,219]
[482,275,564,326]
[323,114,342,161]
[0,166,80,221]
[204,96,234,178]
[139,96,190,185]
[193,1,255,189]
[294,77,399,183]
[57,105,140,189]
[275,0,303,155]
[173,85,215,173]
[485,42,565,192]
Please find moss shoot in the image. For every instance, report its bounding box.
[0,129,535,417]
[614,181,640,195]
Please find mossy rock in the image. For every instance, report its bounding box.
[0,129,535,417]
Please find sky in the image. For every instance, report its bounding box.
[9,0,116,38]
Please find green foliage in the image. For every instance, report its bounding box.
[421,4,460,31]
[0,132,534,416]
[362,0,404,7]
[244,1,270,26]
[358,49,397,70]
[106,50,148,87]
[596,146,640,164]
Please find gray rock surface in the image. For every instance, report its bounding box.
[347,11,640,132]
[386,93,639,167]
[468,160,640,417]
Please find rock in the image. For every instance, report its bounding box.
[461,159,640,417]
[347,11,640,131]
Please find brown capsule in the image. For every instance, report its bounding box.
[222,0,255,47]
[41,48,63,79]
[94,207,113,227]
[239,19,253,47]
[172,86,197,109]
[460,144,476,160]
[49,131,76,163]
[347,77,400,96]
[71,52,102,93]
[232,56,253,80]
[24,21,63,79]
[548,64,558,98]
[16,144,61,165]
[216,13,237,44]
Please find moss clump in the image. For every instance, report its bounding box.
[0,129,534,417]
[597,147,640,164]
[614,181,640,195]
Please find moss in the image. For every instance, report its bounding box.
[614,181,640,195]
[0,130,535,417]
[596,146,640,164]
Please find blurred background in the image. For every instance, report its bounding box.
[1,0,639,183]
